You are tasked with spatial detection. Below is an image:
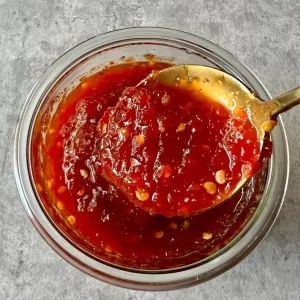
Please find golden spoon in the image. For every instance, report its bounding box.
[151,64,299,201]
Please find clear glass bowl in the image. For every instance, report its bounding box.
[14,27,289,290]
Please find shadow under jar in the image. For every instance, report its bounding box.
[14,27,289,291]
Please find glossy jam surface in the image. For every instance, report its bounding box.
[98,82,260,217]
[31,61,268,269]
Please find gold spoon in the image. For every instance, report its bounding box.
[151,65,299,202]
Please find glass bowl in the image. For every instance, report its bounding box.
[14,27,289,290]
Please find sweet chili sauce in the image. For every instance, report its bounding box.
[31,61,269,269]
[97,80,260,217]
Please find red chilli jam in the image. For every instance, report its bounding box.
[31,61,270,269]
[97,80,260,217]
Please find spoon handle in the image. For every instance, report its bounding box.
[270,87,300,116]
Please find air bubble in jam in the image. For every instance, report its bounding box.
[31,61,270,269]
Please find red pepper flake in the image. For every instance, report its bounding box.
[162,165,172,178]
[136,134,145,145]
[57,186,67,194]
[56,141,63,148]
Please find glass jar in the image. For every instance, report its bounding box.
[14,27,289,290]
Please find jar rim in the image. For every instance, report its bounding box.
[14,27,289,290]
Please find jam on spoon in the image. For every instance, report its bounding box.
[98,64,300,217]
[97,79,261,217]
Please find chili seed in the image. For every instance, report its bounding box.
[135,188,149,201]
[202,232,212,240]
[57,186,67,194]
[154,231,164,238]
[215,170,226,184]
[177,123,186,132]
[182,220,190,230]
[67,215,76,225]
[80,169,89,179]
[203,181,217,194]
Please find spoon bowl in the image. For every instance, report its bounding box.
[150,65,300,206]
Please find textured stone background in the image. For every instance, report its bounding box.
[1,0,300,299]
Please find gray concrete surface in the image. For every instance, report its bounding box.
[1,0,300,299]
